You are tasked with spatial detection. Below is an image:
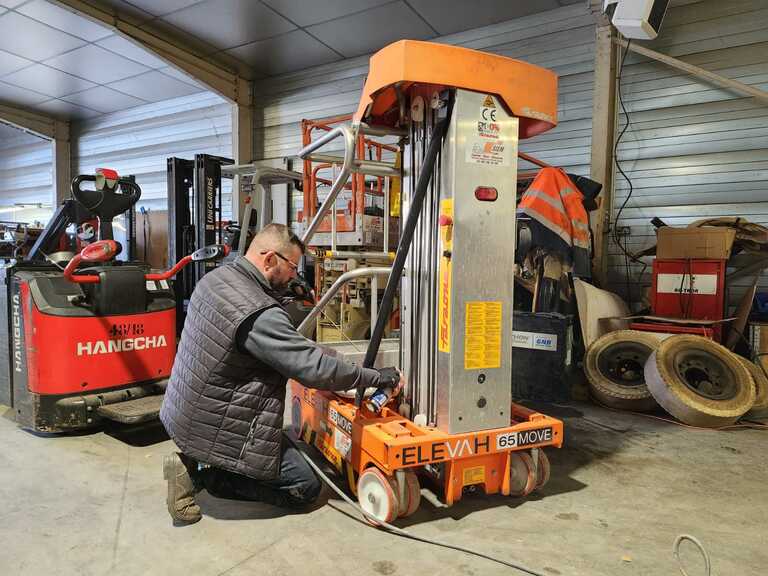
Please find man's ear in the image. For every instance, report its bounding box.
[261,250,273,269]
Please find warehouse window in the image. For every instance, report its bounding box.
[0,123,54,259]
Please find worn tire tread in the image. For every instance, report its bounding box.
[644,335,755,427]
[584,330,661,411]
[739,357,768,418]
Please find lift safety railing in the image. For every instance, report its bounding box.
[298,266,392,338]
[298,119,404,248]
[299,124,357,245]
[297,120,404,345]
[220,164,303,254]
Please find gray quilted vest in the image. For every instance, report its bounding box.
[160,257,286,480]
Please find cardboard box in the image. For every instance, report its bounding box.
[656,227,736,260]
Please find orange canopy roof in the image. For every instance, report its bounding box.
[354,40,558,139]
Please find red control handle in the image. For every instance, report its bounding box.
[145,244,230,281]
[62,242,230,284]
[82,240,121,262]
[63,240,120,284]
[145,255,192,281]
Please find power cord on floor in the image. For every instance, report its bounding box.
[286,433,548,576]
[674,534,711,576]
[287,433,721,574]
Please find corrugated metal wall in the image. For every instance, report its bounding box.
[252,3,596,223]
[6,0,761,312]
[74,91,232,215]
[610,0,768,310]
[0,123,53,224]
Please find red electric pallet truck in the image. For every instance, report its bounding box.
[0,169,227,433]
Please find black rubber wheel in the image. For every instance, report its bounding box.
[644,335,756,427]
[738,357,768,419]
[584,330,661,411]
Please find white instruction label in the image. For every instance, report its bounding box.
[334,428,351,460]
[512,330,558,351]
[465,94,511,167]
[656,274,717,295]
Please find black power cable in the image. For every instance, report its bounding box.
[611,39,648,306]
[357,100,451,404]
[286,433,549,576]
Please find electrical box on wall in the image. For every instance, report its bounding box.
[612,0,670,40]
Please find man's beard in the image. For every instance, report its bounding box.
[272,278,291,293]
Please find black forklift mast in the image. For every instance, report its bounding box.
[125,181,137,261]
[167,154,233,332]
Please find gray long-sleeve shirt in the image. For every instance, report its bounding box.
[235,260,381,392]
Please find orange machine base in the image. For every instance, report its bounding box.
[290,381,563,506]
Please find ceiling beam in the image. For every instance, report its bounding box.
[616,38,768,106]
[0,102,62,139]
[52,0,250,105]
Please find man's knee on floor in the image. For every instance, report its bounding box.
[305,473,322,502]
[288,472,322,505]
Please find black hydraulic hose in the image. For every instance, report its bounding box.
[357,115,449,405]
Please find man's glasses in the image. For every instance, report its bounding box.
[261,250,299,270]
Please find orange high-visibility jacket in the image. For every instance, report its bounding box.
[518,167,591,274]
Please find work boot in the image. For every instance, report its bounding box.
[163,453,202,525]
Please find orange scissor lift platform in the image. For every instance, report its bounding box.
[292,40,563,523]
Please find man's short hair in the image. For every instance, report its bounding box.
[248,223,306,256]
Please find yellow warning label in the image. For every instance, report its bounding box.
[463,466,486,486]
[438,199,453,353]
[482,94,495,108]
[464,301,503,370]
[389,150,402,217]
[315,435,342,472]
[438,260,452,353]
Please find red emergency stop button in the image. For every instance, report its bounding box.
[474,186,498,201]
[438,214,453,226]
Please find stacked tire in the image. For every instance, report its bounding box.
[585,332,762,427]
[584,330,661,412]
[644,336,756,427]
[738,356,768,419]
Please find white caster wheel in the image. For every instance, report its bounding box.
[357,467,400,525]
[396,470,421,518]
[509,452,536,497]
[533,449,551,490]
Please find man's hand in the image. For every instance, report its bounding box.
[393,369,405,397]
[283,276,315,304]
[377,367,405,397]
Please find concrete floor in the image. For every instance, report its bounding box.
[1,401,766,576]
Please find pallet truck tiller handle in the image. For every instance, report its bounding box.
[62,240,230,284]
[146,244,230,281]
[61,240,121,284]
[71,171,142,241]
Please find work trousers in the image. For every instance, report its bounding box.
[182,434,322,509]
